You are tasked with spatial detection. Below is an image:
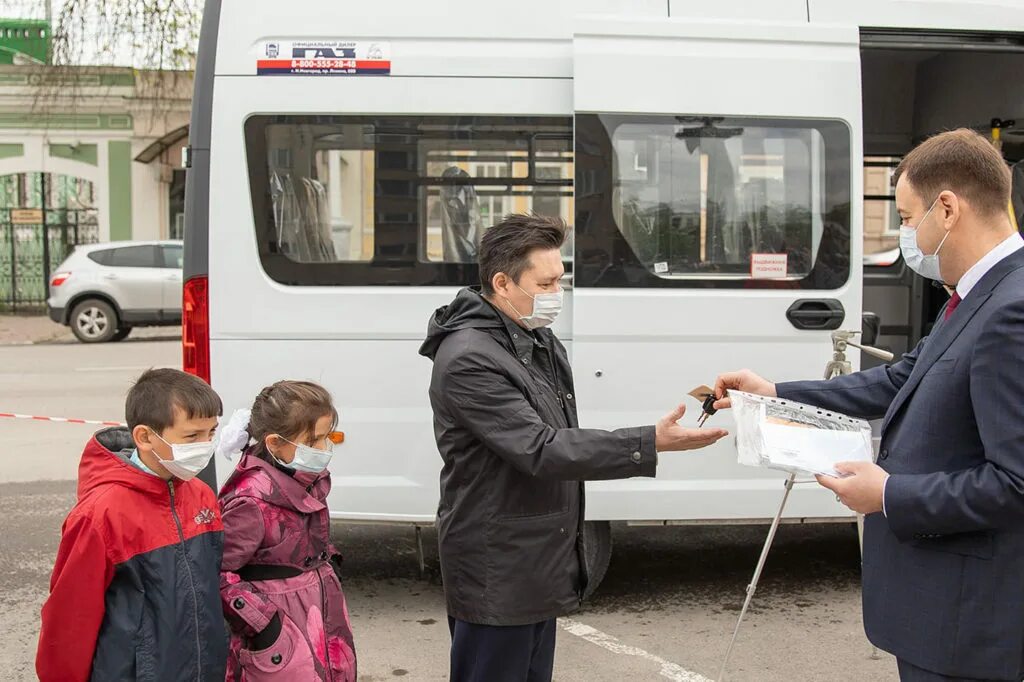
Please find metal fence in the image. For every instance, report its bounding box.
[0,207,100,311]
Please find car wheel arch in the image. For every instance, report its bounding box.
[64,292,124,325]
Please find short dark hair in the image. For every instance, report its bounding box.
[894,128,1011,218]
[478,213,567,294]
[126,368,222,432]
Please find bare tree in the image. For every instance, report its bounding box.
[50,0,203,71]
[18,0,204,130]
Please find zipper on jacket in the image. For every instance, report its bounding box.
[169,481,203,682]
[544,346,568,414]
[317,568,334,680]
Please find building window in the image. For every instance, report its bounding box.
[168,169,185,239]
[863,156,901,266]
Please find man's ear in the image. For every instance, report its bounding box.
[132,425,153,451]
[939,189,961,228]
[492,272,509,297]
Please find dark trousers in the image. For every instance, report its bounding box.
[448,616,556,682]
[898,658,1016,682]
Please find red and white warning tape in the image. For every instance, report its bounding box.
[0,412,125,427]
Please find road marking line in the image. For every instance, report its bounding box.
[559,618,714,682]
[74,365,165,372]
[0,412,125,427]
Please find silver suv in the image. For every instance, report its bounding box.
[47,240,183,343]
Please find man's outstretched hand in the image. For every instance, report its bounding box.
[655,403,728,452]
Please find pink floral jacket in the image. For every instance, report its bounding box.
[219,451,356,681]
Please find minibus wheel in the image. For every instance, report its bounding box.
[582,520,612,600]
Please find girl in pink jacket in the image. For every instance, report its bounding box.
[218,380,356,681]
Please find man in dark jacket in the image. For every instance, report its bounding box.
[419,213,728,682]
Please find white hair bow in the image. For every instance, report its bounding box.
[215,408,252,460]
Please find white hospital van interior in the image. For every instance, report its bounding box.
[184,0,1024,588]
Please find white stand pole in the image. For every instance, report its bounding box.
[717,331,889,679]
[717,473,797,681]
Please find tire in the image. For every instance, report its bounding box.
[111,327,133,342]
[70,299,119,343]
[581,520,613,600]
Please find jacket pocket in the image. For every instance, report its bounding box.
[525,384,570,428]
[497,505,569,522]
[925,357,958,376]
[485,509,579,620]
[238,615,317,680]
[913,530,993,559]
[494,470,572,520]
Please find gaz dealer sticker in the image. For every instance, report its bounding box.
[257,40,391,76]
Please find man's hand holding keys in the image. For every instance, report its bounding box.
[712,369,777,410]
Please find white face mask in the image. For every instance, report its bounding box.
[899,198,950,282]
[508,283,563,330]
[272,437,334,475]
[152,431,215,481]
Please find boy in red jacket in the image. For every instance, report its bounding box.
[37,368,228,681]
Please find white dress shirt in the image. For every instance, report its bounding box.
[955,231,1024,300]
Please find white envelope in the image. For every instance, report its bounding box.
[731,391,874,477]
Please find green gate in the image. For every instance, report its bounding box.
[0,209,99,311]
[0,173,99,311]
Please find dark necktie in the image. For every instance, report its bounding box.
[944,291,962,320]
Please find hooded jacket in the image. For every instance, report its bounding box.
[219,451,356,681]
[36,427,227,682]
[419,287,658,625]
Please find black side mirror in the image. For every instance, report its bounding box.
[861,311,881,347]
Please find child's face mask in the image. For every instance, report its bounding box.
[151,431,216,481]
[271,436,334,474]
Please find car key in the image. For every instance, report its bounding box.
[688,385,718,427]
[698,394,718,427]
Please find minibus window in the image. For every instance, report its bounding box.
[245,115,573,286]
[574,114,851,290]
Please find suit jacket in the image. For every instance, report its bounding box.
[777,247,1024,679]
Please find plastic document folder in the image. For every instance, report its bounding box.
[730,390,874,477]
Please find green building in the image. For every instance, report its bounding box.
[0,19,51,65]
[0,56,193,309]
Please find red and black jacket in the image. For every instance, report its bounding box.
[36,428,227,681]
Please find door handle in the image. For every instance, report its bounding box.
[786,299,845,330]
[102,273,118,280]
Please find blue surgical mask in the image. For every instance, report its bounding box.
[271,436,333,474]
[899,198,950,282]
[508,283,563,330]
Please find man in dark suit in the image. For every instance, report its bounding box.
[715,129,1024,681]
